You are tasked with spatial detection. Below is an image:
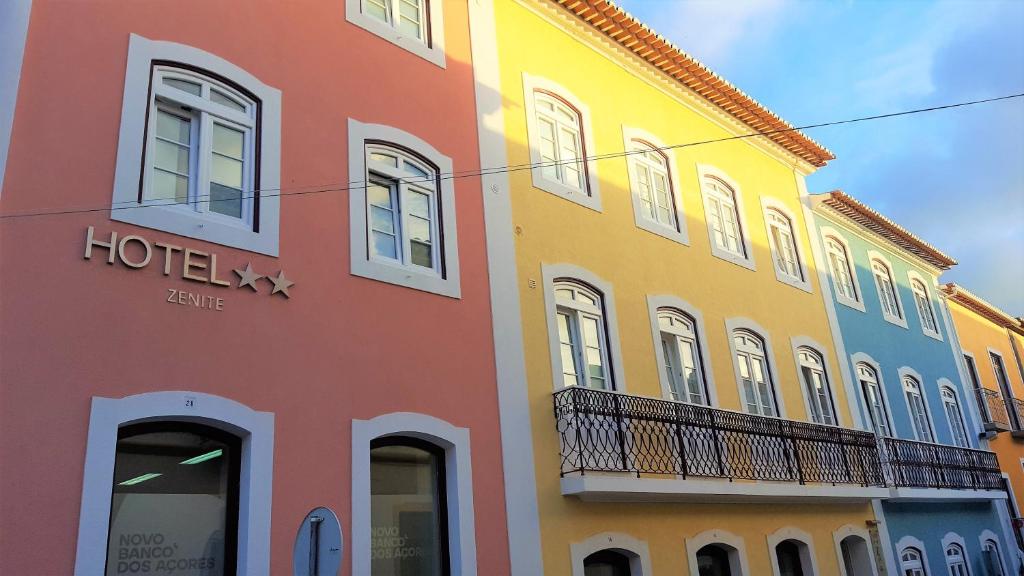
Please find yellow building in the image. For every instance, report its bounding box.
[470,1,886,574]
[943,283,1024,543]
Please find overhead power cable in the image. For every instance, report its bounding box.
[1,92,1021,221]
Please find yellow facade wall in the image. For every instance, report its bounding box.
[947,298,1024,520]
[493,0,878,573]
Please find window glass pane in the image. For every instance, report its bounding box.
[105,425,237,576]
[403,161,430,180]
[209,183,243,218]
[156,110,191,145]
[373,231,398,260]
[410,241,432,268]
[369,183,394,209]
[210,89,246,112]
[162,77,202,96]
[211,154,243,189]
[151,170,188,204]
[370,152,399,168]
[370,442,444,576]
[407,191,430,219]
[371,206,395,234]
[154,140,190,175]
[365,0,389,21]
[212,124,244,160]
[408,216,431,244]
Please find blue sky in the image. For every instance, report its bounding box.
[617,0,1024,314]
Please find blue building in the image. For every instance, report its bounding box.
[809,191,1018,576]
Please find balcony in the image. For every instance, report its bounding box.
[975,387,1013,433]
[880,437,1004,501]
[1012,399,1024,439]
[553,387,889,503]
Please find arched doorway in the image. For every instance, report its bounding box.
[840,535,874,576]
[697,544,734,576]
[776,539,806,576]
[584,549,632,576]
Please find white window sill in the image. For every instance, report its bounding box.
[773,270,813,294]
[835,296,866,313]
[351,257,460,299]
[111,204,278,256]
[344,5,446,69]
[921,328,944,342]
[881,313,909,329]
[531,173,602,212]
[634,215,689,245]
[709,247,756,272]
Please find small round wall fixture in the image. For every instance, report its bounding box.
[293,507,343,576]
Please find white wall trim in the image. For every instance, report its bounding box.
[522,73,601,211]
[766,526,820,576]
[569,532,653,576]
[647,294,718,406]
[866,250,909,329]
[686,528,751,576]
[467,0,543,571]
[0,0,31,198]
[938,378,971,447]
[817,225,866,313]
[347,118,461,298]
[344,0,446,68]
[621,125,689,245]
[978,529,1012,576]
[833,524,879,576]
[898,365,939,442]
[696,163,756,271]
[940,531,973,572]
[760,196,813,293]
[724,316,787,418]
[73,391,274,576]
[790,335,845,426]
[870,500,900,576]
[938,295,987,443]
[110,34,282,256]
[906,269,944,341]
[894,535,933,576]
[543,263,626,391]
[850,352,898,437]
[351,412,477,576]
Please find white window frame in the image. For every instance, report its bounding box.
[523,74,600,211]
[726,317,786,418]
[72,391,274,576]
[940,384,971,448]
[622,126,688,245]
[940,532,972,576]
[767,527,821,576]
[542,264,625,392]
[868,251,908,328]
[979,531,1008,576]
[851,353,897,438]
[554,280,613,391]
[111,34,281,256]
[345,0,446,68]
[570,532,653,576]
[351,412,476,576]
[647,295,717,406]
[907,270,943,341]
[833,524,880,576]
[792,339,841,426]
[348,119,461,298]
[697,164,755,270]
[761,197,812,292]
[900,367,938,443]
[820,227,865,312]
[686,529,751,576]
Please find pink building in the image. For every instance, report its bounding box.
[0,1,510,575]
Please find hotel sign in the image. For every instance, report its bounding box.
[83,227,294,309]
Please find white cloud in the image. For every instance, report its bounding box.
[653,0,790,65]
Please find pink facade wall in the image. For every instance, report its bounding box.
[0,1,509,574]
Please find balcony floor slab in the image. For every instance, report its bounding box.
[885,487,1007,502]
[561,475,890,504]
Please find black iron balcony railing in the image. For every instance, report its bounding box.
[553,386,884,487]
[881,436,1002,490]
[975,387,1012,430]
[1011,399,1024,431]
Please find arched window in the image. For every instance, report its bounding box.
[904,376,934,443]
[697,544,735,576]
[534,91,586,192]
[857,363,892,437]
[911,279,940,336]
[871,259,903,320]
[734,329,777,416]
[145,65,258,224]
[362,0,429,43]
[629,141,678,230]
[658,308,708,404]
[766,209,802,281]
[106,422,242,576]
[982,539,1005,576]
[825,236,858,302]
[840,535,875,576]
[704,177,745,257]
[366,144,441,272]
[556,280,612,390]
[370,437,449,576]
[775,540,809,576]
[941,387,970,448]
[945,543,969,576]
[584,550,633,576]
[797,347,836,425]
[900,547,928,576]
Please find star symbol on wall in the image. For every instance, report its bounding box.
[234,262,263,292]
[268,270,294,298]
